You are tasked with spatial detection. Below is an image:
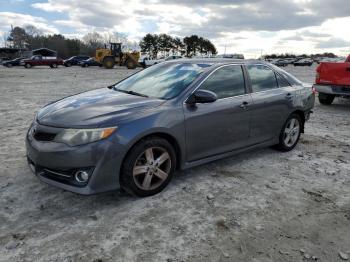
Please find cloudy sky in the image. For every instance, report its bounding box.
[1,0,350,57]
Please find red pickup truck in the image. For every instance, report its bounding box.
[314,55,350,105]
[23,55,64,69]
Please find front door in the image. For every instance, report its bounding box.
[184,65,252,162]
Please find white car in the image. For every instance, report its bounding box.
[139,56,165,67]
[165,55,183,61]
[139,55,183,67]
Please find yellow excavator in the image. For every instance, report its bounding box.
[95,43,140,69]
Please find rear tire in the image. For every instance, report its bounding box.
[51,63,58,68]
[121,137,176,197]
[25,63,31,68]
[275,114,302,152]
[319,93,335,105]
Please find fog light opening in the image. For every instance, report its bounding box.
[75,170,90,183]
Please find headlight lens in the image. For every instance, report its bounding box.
[54,127,117,146]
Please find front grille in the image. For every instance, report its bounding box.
[34,131,56,142]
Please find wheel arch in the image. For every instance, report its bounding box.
[118,131,182,186]
[289,109,305,133]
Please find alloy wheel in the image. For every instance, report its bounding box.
[132,147,171,191]
[283,118,300,147]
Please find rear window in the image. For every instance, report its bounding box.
[276,73,291,87]
[272,65,302,85]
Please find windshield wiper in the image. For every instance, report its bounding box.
[113,87,149,98]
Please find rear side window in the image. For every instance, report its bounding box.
[247,65,278,92]
[199,65,246,99]
[276,73,291,88]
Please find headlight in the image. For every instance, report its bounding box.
[54,127,117,146]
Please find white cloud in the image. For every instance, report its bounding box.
[0,12,58,35]
[0,0,348,57]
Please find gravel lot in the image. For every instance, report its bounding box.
[0,64,349,262]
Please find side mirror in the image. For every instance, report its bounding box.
[186,90,218,105]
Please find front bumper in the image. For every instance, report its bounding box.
[314,84,350,96]
[25,123,125,195]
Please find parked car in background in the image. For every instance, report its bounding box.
[0,57,10,63]
[138,56,165,67]
[26,59,314,197]
[314,54,350,105]
[2,57,24,67]
[23,55,64,68]
[78,58,101,67]
[165,55,183,61]
[294,58,313,66]
[64,55,90,67]
[284,58,297,64]
[271,59,288,67]
[222,54,245,59]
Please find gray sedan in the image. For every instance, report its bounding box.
[26,59,315,197]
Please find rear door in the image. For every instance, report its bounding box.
[246,64,295,144]
[184,65,252,162]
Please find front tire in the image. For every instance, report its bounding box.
[121,137,176,197]
[25,63,32,68]
[275,114,302,152]
[103,57,115,69]
[126,59,137,69]
[318,93,335,105]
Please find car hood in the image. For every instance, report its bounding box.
[37,88,164,128]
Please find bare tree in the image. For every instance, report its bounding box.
[82,32,104,49]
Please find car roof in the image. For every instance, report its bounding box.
[167,58,270,66]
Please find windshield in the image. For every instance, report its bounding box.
[112,62,212,99]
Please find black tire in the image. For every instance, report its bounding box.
[51,63,58,68]
[66,62,71,67]
[126,59,137,69]
[6,64,12,68]
[25,63,32,68]
[103,57,115,69]
[318,93,335,105]
[121,137,176,197]
[275,114,302,152]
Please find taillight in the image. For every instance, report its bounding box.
[315,65,321,84]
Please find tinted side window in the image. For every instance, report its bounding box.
[276,73,291,87]
[247,65,278,92]
[199,66,245,99]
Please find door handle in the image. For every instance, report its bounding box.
[240,101,249,109]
